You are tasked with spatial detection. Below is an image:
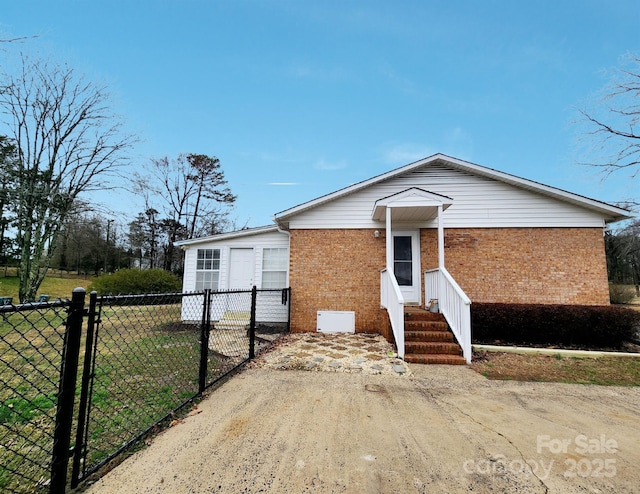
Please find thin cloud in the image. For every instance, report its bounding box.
[287,63,352,82]
[313,158,347,171]
[443,127,474,161]
[380,131,473,166]
[378,63,419,96]
[237,149,302,163]
[381,143,434,165]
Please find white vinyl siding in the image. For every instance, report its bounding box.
[195,249,220,291]
[180,229,290,322]
[285,164,607,229]
[262,248,288,289]
[181,229,289,293]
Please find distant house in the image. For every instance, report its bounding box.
[175,154,630,363]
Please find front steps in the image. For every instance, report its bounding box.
[403,308,466,365]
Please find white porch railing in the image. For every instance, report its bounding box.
[424,268,472,363]
[380,268,405,359]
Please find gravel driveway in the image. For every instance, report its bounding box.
[86,364,639,493]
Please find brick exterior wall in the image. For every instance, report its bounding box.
[289,227,609,333]
[438,227,610,305]
[289,229,389,334]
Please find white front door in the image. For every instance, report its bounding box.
[392,230,421,305]
[229,248,254,290]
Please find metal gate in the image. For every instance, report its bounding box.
[45,286,290,492]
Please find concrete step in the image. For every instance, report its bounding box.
[214,322,249,330]
[214,311,251,330]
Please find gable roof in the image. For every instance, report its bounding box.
[274,153,631,225]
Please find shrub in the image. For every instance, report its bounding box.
[471,303,640,349]
[609,284,636,304]
[89,269,182,295]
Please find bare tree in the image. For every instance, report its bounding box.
[0,136,18,265]
[0,36,37,45]
[578,54,640,178]
[0,55,135,301]
[133,153,236,272]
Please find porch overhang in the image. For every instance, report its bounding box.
[373,188,454,275]
[371,188,453,222]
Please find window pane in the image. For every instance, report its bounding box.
[197,249,220,271]
[262,271,286,289]
[393,236,412,261]
[196,271,219,290]
[263,248,287,270]
[394,261,412,286]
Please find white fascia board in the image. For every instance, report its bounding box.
[174,224,279,248]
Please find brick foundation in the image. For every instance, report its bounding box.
[289,227,610,334]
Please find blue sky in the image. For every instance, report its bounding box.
[1,0,639,228]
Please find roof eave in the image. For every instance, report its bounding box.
[173,224,280,248]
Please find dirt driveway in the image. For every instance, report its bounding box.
[87,365,639,493]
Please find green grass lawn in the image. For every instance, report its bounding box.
[472,351,640,386]
[0,273,95,301]
[0,299,236,493]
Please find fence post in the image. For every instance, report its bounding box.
[70,291,98,488]
[198,289,211,394]
[285,288,291,332]
[50,288,86,494]
[249,286,257,359]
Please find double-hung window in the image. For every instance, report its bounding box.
[195,249,220,291]
[261,248,288,289]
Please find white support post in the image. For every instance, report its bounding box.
[437,204,444,312]
[386,206,393,272]
[437,204,444,269]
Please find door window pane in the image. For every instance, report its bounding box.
[394,261,412,286]
[394,236,412,260]
[393,236,412,286]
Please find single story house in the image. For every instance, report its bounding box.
[175,154,630,363]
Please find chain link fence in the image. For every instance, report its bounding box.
[0,299,71,493]
[0,288,290,493]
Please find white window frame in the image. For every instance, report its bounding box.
[261,248,288,289]
[195,248,221,291]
